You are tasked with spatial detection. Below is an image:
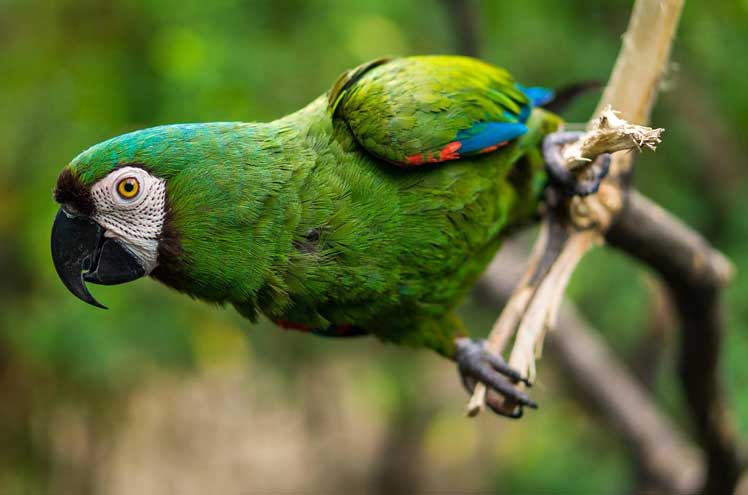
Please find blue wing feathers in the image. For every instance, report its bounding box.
[452,83,554,154]
[516,84,555,107]
[456,122,529,154]
[516,84,554,122]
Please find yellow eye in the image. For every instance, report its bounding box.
[117,177,139,199]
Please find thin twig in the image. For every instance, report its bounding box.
[442,0,481,58]
[563,108,664,173]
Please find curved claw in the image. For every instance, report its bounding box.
[486,393,524,419]
[542,131,612,197]
[458,362,527,419]
[479,343,532,387]
[455,338,538,415]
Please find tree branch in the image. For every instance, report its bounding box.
[443,0,744,492]
[562,108,663,174]
[547,306,704,494]
[606,190,733,290]
[468,0,685,416]
[474,241,704,495]
[474,188,745,494]
[592,0,684,125]
[443,0,481,58]
[607,190,743,495]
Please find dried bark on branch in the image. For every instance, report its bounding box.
[468,0,685,416]
[474,189,744,494]
[444,0,744,492]
[561,108,663,173]
[607,191,743,495]
[473,244,705,495]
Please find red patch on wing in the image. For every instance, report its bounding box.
[275,320,358,336]
[406,153,424,165]
[478,141,508,154]
[405,142,462,166]
[275,320,311,332]
[333,324,354,335]
[440,141,462,161]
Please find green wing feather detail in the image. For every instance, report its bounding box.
[328,57,391,115]
[330,55,530,165]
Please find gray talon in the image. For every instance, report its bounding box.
[486,393,526,419]
[455,337,537,417]
[542,131,612,197]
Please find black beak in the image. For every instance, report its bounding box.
[51,208,145,309]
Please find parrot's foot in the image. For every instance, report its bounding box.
[543,131,611,197]
[455,338,537,418]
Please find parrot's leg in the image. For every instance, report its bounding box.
[455,337,537,418]
[542,131,612,196]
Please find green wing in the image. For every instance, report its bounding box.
[328,55,533,166]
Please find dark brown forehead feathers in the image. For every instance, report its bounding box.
[53,168,95,217]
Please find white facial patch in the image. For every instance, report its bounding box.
[90,166,167,274]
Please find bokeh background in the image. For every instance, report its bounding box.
[1,0,746,493]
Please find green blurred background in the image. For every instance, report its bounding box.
[0,0,746,493]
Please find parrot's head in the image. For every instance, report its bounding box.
[51,123,255,308]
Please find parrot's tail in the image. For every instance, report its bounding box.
[542,80,603,114]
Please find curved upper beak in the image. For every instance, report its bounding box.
[51,208,145,309]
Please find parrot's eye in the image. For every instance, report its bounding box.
[116,177,140,199]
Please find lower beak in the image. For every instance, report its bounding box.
[51,207,145,309]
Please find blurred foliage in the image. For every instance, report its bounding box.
[0,0,746,493]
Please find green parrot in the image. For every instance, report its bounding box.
[51,55,606,417]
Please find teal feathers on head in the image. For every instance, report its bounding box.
[69,122,259,185]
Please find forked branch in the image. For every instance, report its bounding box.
[466,113,663,416]
[467,0,684,416]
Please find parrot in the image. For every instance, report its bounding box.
[51,55,607,417]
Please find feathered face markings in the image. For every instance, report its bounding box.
[54,168,96,217]
[51,164,169,308]
[88,165,167,273]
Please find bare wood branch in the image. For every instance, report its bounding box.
[442,0,744,491]
[563,108,664,173]
[467,116,661,416]
[593,0,685,125]
[607,190,734,288]
[547,306,704,494]
[606,190,744,495]
[442,0,481,58]
[506,229,595,381]
[467,0,685,417]
[473,242,704,495]
[593,0,685,185]
[474,191,745,493]
[466,219,557,415]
